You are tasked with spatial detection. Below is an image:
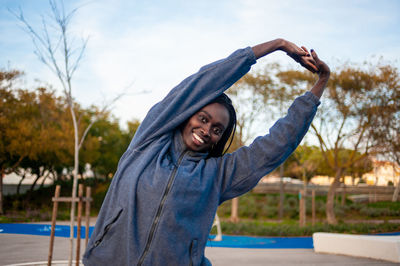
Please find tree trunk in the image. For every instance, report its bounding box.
[40,171,50,189]
[278,164,284,220]
[299,169,307,227]
[326,168,343,225]
[0,170,4,214]
[230,197,239,223]
[302,168,307,200]
[341,184,346,206]
[16,170,27,196]
[299,189,306,227]
[69,105,80,266]
[29,167,42,193]
[393,165,400,202]
[52,169,58,182]
[393,175,400,202]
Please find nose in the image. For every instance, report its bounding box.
[201,125,211,138]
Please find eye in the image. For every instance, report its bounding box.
[213,127,222,136]
[198,114,207,123]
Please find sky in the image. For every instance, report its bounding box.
[1,0,400,134]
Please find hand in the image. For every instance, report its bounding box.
[283,41,318,73]
[310,49,330,79]
[309,49,330,98]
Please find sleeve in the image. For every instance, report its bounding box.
[128,47,257,151]
[216,91,320,203]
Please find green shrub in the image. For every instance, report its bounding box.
[238,194,258,218]
[367,201,400,210]
[261,205,277,218]
[216,220,400,236]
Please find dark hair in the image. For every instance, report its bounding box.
[207,93,237,158]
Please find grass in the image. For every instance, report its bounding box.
[217,192,400,221]
[211,220,400,237]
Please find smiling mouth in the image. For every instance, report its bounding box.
[193,132,205,144]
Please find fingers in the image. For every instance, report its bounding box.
[310,49,320,63]
[301,46,311,56]
[297,49,307,56]
[310,49,330,76]
[299,46,317,72]
[303,62,318,73]
[300,56,318,73]
[286,44,318,73]
[291,43,307,56]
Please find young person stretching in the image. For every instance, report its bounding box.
[83,39,330,266]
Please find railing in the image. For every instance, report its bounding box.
[253,183,396,196]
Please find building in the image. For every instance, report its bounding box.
[310,160,400,186]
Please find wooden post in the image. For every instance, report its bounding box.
[85,187,91,247]
[278,165,284,220]
[299,190,306,227]
[298,190,302,226]
[230,197,239,223]
[76,184,84,266]
[48,185,61,266]
[312,190,316,226]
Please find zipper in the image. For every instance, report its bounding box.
[189,239,198,266]
[93,208,123,248]
[189,240,194,266]
[137,151,187,265]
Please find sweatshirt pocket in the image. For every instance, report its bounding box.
[93,207,123,249]
[189,239,199,266]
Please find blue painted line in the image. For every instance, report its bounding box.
[0,223,93,238]
[376,231,400,236]
[2,223,398,249]
[206,235,313,249]
[0,223,312,249]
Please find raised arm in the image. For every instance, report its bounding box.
[217,91,320,202]
[215,42,330,202]
[309,49,330,98]
[253,39,330,98]
[252,38,318,73]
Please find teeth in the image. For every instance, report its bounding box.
[193,133,204,144]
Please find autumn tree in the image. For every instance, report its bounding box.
[81,116,140,179]
[365,63,400,200]
[277,61,396,224]
[0,69,71,212]
[284,145,323,184]
[0,70,25,214]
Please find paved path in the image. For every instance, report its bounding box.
[1,234,398,266]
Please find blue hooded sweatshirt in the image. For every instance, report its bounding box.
[83,47,320,265]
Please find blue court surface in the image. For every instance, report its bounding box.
[0,223,313,249]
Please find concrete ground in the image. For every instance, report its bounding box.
[1,234,398,266]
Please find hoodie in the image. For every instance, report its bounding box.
[83,47,320,265]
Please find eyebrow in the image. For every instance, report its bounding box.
[199,110,226,131]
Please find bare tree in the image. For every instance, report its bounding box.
[12,1,123,264]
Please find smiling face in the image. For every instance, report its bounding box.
[181,103,230,153]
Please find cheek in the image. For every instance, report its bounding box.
[212,134,223,144]
[183,119,196,133]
